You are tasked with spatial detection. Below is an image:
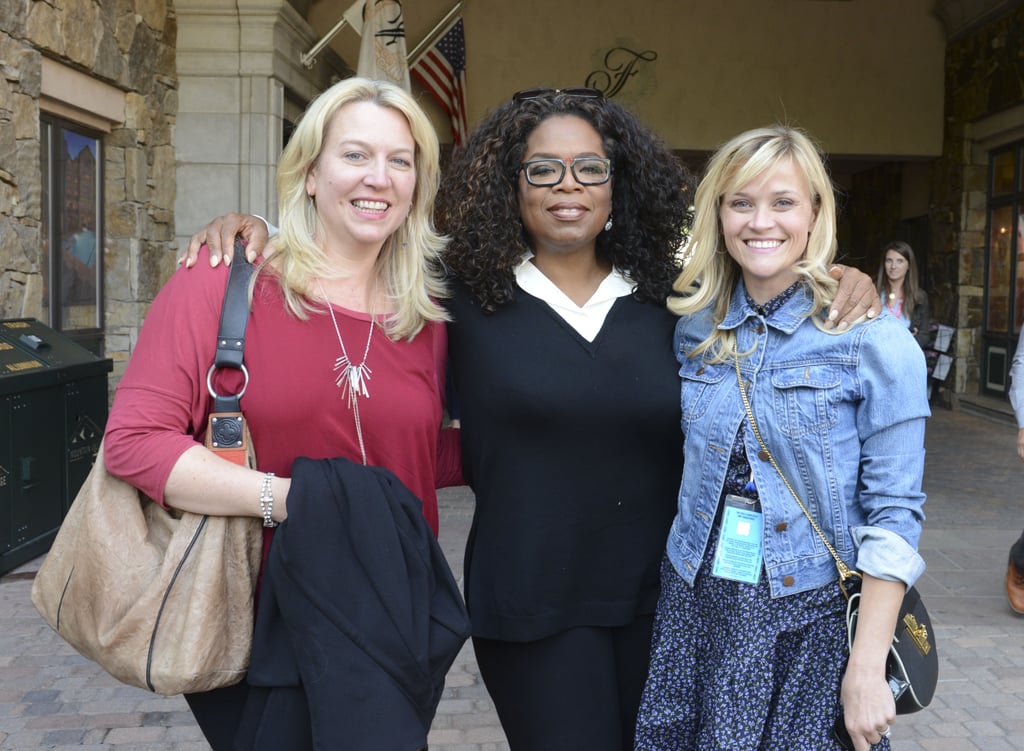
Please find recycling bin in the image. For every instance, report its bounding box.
[0,319,112,576]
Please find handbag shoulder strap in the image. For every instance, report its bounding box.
[732,348,858,585]
[210,239,254,414]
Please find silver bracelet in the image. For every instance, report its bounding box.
[259,472,278,528]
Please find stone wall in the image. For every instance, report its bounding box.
[932,5,1024,400]
[0,1,41,320]
[0,0,178,392]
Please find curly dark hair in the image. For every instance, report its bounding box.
[436,91,694,312]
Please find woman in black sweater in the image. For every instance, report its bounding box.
[436,89,691,750]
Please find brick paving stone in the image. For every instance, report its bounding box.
[918,740,986,751]
[0,730,49,749]
[103,725,172,744]
[25,714,91,731]
[163,724,206,743]
[41,728,89,746]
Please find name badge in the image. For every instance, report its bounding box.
[711,494,764,585]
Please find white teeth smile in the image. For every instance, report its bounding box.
[747,240,781,249]
[551,207,585,218]
[353,200,388,212]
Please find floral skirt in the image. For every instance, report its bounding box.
[635,545,892,751]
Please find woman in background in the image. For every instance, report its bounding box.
[876,239,930,347]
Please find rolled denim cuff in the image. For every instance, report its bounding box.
[852,525,925,588]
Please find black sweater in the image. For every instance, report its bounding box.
[446,283,683,641]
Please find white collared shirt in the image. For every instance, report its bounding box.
[514,254,635,342]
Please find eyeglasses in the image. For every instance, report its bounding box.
[520,157,612,187]
[512,87,604,103]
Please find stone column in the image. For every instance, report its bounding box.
[174,0,345,252]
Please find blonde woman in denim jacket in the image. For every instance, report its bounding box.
[635,126,929,751]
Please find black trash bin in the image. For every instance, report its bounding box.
[0,319,112,576]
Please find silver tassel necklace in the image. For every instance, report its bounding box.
[317,279,374,465]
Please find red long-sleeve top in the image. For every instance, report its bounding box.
[104,252,459,535]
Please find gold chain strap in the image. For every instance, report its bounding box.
[732,348,857,584]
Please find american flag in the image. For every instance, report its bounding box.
[411,17,468,145]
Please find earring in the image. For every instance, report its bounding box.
[305,194,318,240]
[604,215,613,232]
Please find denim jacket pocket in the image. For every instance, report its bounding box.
[770,364,841,438]
[679,359,729,425]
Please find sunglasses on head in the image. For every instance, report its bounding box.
[511,87,604,103]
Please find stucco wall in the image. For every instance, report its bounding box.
[316,0,947,157]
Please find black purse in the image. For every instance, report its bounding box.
[843,576,937,712]
[733,351,938,714]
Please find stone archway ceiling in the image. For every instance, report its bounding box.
[933,0,1016,38]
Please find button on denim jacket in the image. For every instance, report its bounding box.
[666,282,930,598]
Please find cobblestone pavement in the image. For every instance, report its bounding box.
[2,405,1023,750]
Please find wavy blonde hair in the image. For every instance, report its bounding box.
[669,125,839,361]
[271,77,448,340]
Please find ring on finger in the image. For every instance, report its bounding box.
[878,725,891,738]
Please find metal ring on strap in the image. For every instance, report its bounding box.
[206,363,249,401]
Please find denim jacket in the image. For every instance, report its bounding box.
[666,282,930,598]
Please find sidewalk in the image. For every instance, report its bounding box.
[2,405,1023,749]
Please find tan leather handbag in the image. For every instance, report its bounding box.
[31,250,264,695]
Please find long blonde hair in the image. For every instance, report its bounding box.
[272,77,448,340]
[669,125,839,361]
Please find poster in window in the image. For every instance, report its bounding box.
[60,130,99,329]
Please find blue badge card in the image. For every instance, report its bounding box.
[712,494,764,585]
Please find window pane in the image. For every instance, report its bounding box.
[1017,208,1024,332]
[988,205,1014,332]
[40,121,52,324]
[60,130,100,330]
[993,149,1016,196]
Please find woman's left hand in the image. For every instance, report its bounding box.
[840,574,904,750]
[827,264,882,330]
[840,664,896,750]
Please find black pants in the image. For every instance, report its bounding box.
[185,682,313,751]
[185,681,249,751]
[472,615,655,751]
[1011,530,1024,570]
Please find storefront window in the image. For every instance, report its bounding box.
[988,205,1014,332]
[40,117,104,355]
[984,142,1024,394]
[993,149,1016,196]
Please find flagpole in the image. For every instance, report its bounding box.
[409,1,463,67]
[301,15,352,69]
